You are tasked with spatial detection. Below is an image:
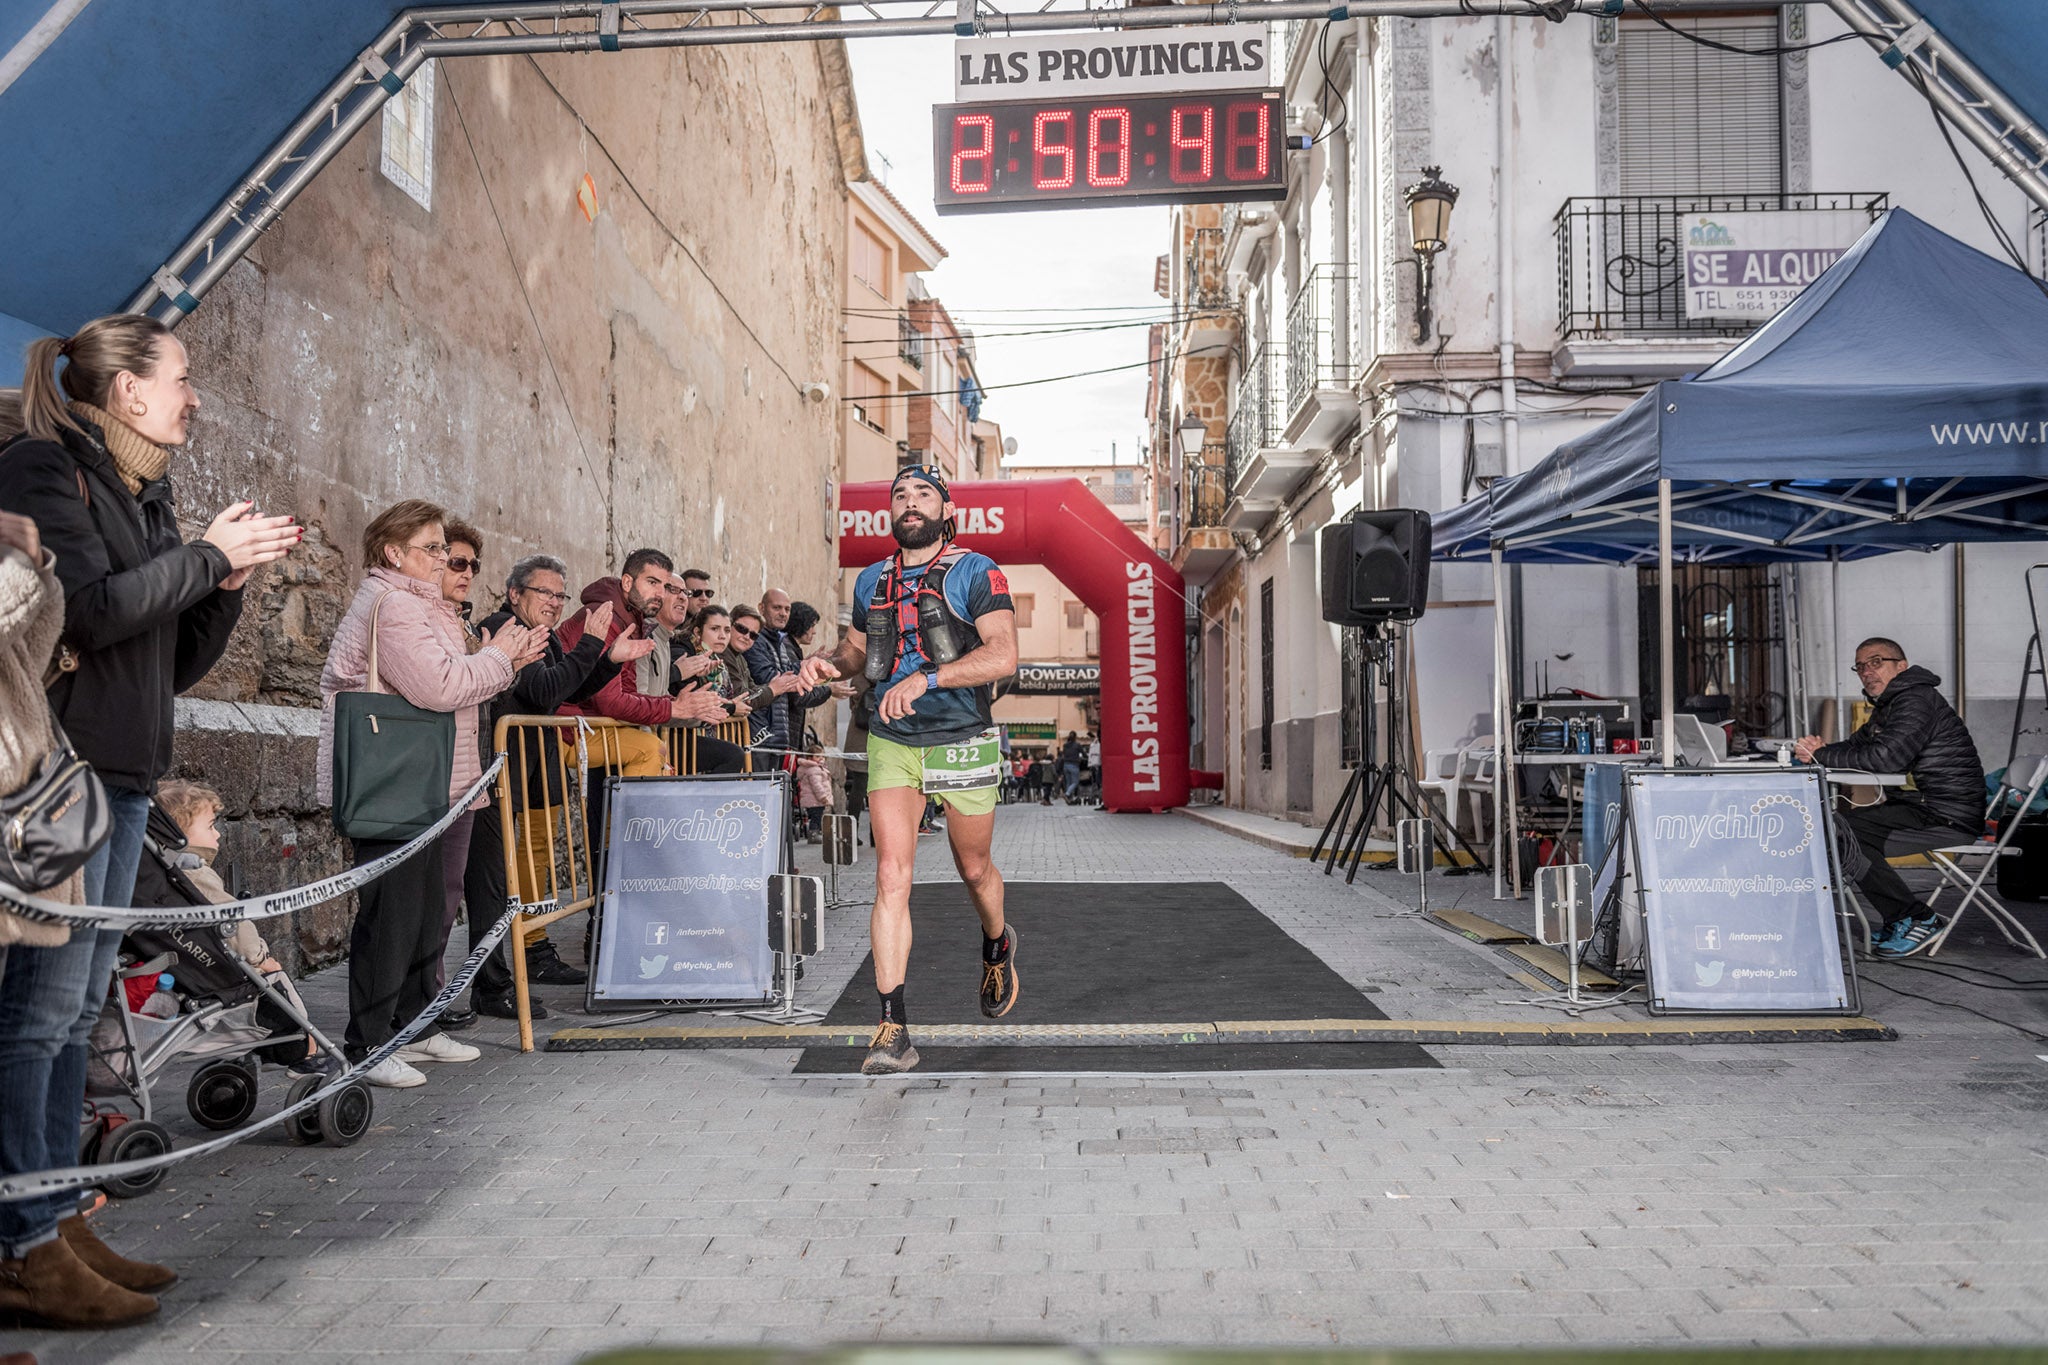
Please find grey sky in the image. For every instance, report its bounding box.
[848,36,1165,470]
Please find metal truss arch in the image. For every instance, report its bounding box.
[1827,0,2048,217]
[126,0,1793,323]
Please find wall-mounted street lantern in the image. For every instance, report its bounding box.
[1177,412,1208,456]
[1400,166,1459,344]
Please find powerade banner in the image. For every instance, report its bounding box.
[1627,769,1855,1014]
[590,775,781,1006]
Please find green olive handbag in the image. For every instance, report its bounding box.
[330,591,454,843]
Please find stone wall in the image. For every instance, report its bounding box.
[157,43,861,965]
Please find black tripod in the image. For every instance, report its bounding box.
[1311,623,1489,885]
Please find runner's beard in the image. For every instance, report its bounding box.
[892,512,944,549]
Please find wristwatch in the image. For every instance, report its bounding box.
[921,666,940,690]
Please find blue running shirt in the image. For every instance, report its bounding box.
[851,549,1014,747]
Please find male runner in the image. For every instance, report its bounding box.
[796,466,1019,1074]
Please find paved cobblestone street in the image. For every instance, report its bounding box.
[18,803,2048,1363]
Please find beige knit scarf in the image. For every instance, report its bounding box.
[69,401,170,494]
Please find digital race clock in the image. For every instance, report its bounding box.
[931,90,1285,215]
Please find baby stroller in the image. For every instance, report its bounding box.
[81,805,374,1197]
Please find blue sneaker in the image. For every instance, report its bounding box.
[1876,916,1944,957]
[1870,919,1913,953]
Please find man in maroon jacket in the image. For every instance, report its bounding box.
[522,548,727,984]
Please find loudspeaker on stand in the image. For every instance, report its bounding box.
[1320,509,1432,626]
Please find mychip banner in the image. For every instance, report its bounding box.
[1626,769,1856,1014]
[590,775,783,1008]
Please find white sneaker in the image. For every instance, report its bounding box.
[395,1033,481,1064]
[363,1056,427,1089]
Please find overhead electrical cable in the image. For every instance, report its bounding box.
[442,69,616,546]
[522,55,807,393]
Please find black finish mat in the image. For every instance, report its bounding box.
[794,881,1437,1074]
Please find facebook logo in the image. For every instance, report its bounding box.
[1695,925,1721,951]
[645,923,670,947]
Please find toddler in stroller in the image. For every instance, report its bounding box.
[81,785,372,1197]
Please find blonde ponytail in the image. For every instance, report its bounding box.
[0,316,174,444]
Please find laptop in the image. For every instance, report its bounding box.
[1658,714,1731,767]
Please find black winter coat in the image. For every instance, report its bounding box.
[0,422,239,792]
[476,607,620,807]
[1814,665,1984,829]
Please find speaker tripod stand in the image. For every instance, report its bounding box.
[1312,623,1489,885]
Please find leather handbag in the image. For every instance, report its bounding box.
[0,715,110,892]
[330,591,454,843]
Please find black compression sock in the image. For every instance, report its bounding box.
[879,985,906,1025]
[982,929,1010,964]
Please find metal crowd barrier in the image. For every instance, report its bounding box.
[490,714,754,1051]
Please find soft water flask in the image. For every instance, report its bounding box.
[916,592,962,665]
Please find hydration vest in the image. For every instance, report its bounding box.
[864,545,983,683]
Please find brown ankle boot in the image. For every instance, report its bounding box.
[58,1216,177,1292]
[0,1236,158,1328]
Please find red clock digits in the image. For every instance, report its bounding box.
[950,113,994,194]
[1223,101,1270,182]
[1168,104,1214,184]
[1086,106,1132,188]
[1032,110,1076,190]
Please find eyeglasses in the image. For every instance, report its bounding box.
[685,588,715,599]
[406,540,449,560]
[1852,657,1904,674]
[517,585,569,604]
[446,556,480,575]
[732,625,757,639]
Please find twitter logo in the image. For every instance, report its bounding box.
[639,954,669,980]
[1693,959,1725,988]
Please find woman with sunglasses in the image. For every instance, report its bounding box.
[428,518,488,1027]
[729,607,769,743]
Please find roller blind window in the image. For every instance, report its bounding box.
[1616,16,1783,196]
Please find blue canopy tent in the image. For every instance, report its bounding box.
[1430,207,2048,893]
[0,3,478,382]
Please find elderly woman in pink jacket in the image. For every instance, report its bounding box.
[318,499,540,1089]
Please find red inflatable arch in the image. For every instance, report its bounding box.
[838,479,1188,813]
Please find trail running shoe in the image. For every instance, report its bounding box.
[861,1021,920,1075]
[1877,915,1945,958]
[979,926,1021,1019]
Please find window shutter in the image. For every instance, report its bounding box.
[1616,17,1783,196]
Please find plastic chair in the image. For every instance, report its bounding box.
[1416,745,1468,833]
[1839,885,1876,957]
[1459,737,1499,842]
[1920,755,2048,959]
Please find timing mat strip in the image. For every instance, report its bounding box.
[546,1015,1895,1051]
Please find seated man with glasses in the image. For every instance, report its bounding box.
[1793,638,1986,957]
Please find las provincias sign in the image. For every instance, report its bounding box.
[954,27,1273,101]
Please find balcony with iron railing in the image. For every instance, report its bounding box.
[1186,450,1227,529]
[1554,192,1887,341]
[1224,345,1280,496]
[1283,264,1355,449]
[1173,443,1234,584]
[898,313,924,369]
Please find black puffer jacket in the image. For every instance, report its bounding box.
[0,422,239,792]
[476,606,620,806]
[1814,665,1984,829]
